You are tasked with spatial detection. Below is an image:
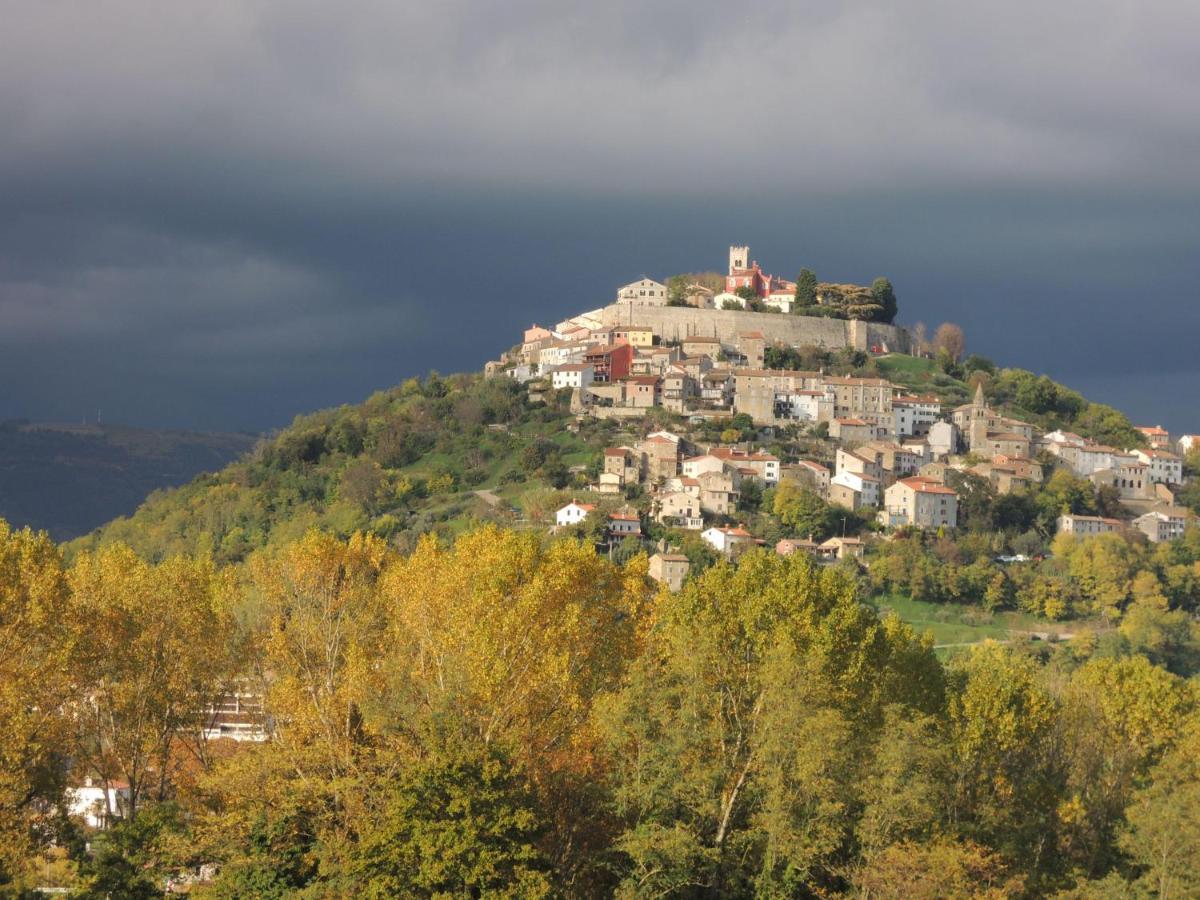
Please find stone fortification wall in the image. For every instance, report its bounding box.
[598,304,910,353]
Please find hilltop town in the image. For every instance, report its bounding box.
[488,246,1198,588]
[25,246,1200,896]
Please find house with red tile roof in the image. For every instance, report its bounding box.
[881,477,958,529]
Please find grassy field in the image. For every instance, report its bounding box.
[869,593,1076,650]
[873,354,938,378]
[871,354,971,406]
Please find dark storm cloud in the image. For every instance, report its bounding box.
[0,1,1198,430]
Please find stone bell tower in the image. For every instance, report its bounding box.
[729,245,750,274]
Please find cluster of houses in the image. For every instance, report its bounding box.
[543,382,1196,593]
[488,245,899,416]
[495,247,1196,593]
[503,313,947,436]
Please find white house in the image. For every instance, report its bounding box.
[830,470,881,509]
[608,509,642,537]
[713,291,746,309]
[1133,448,1183,485]
[556,500,596,528]
[552,363,595,391]
[764,291,794,313]
[538,341,588,369]
[775,389,831,423]
[927,421,958,458]
[68,777,131,829]
[709,448,780,485]
[682,454,729,479]
[701,525,755,558]
[892,395,942,437]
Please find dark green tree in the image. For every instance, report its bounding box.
[871,277,898,323]
[794,268,817,308]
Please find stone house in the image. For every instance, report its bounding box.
[648,553,691,591]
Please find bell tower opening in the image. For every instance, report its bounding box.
[729,245,749,275]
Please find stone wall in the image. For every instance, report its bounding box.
[599,303,910,354]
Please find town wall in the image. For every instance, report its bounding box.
[598,303,910,353]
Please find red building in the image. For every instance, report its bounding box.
[725,244,795,298]
[584,342,634,383]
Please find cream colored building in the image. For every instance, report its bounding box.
[617,278,669,306]
[1057,514,1123,536]
[613,324,655,348]
[1133,508,1191,542]
[781,460,831,497]
[603,447,641,484]
[648,553,691,591]
[830,418,876,445]
[881,477,958,529]
[681,336,724,360]
[655,492,704,530]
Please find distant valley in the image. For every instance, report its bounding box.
[0,420,258,540]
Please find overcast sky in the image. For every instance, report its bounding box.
[2,1,1198,432]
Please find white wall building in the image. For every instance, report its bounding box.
[68,777,131,829]
[701,525,754,558]
[831,470,881,508]
[713,291,746,309]
[552,363,595,391]
[774,389,832,423]
[764,291,794,313]
[927,421,958,458]
[556,500,595,528]
[1133,449,1183,485]
[892,396,942,437]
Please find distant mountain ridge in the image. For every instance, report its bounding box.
[0,420,258,540]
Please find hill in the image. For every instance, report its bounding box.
[0,421,257,540]
[72,346,1164,564]
[69,374,627,563]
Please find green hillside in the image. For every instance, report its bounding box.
[69,374,640,563]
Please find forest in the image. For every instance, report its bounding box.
[1,371,1194,897]
[2,519,1199,897]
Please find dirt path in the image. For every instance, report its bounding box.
[474,489,502,507]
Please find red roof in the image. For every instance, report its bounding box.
[896,477,956,495]
[792,460,829,473]
[714,526,752,537]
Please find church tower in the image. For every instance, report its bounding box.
[729,245,750,274]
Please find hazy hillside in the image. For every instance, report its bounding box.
[0,421,257,540]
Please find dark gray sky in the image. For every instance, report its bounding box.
[2,1,1198,432]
